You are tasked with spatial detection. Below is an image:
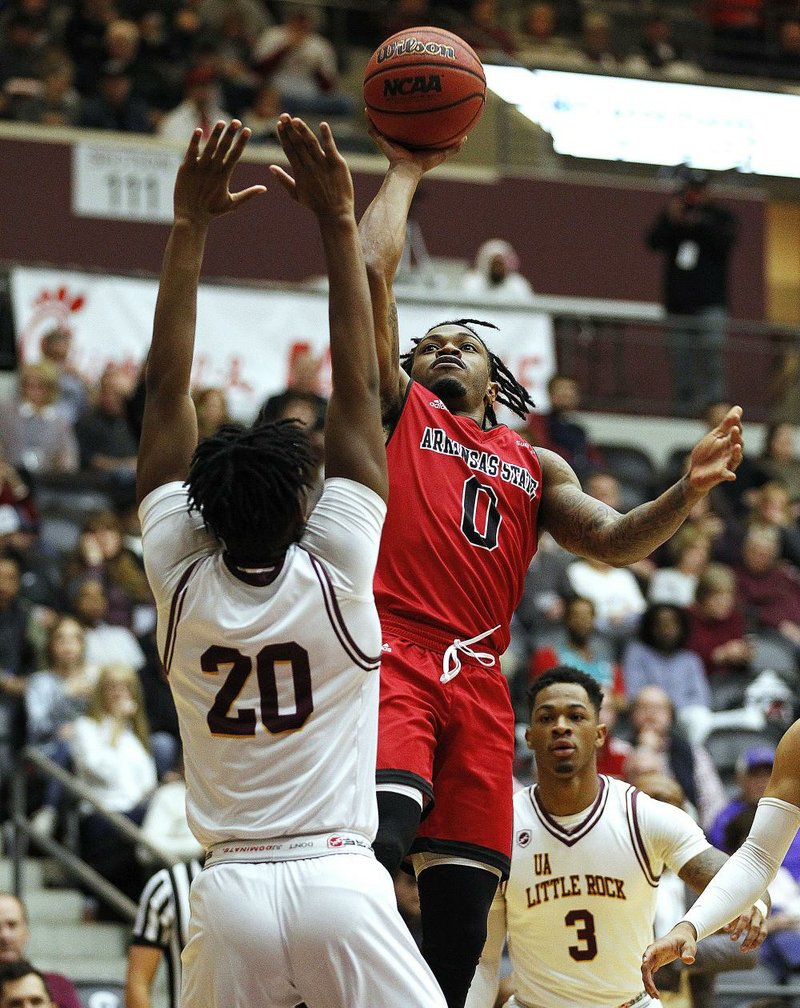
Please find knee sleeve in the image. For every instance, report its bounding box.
[418,864,499,1008]
[373,791,421,875]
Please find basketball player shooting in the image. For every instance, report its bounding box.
[136,117,446,1008]
[463,666,767,1008]
[360,125,747,1008]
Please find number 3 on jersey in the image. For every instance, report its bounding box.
[202,643,313,736]
[565,909,597,961]
[461,475,501,550]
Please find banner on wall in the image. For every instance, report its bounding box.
[9,266,555,421]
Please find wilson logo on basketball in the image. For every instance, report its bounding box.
[376,37,456,63]
[384,74,442,98]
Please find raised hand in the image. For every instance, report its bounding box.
[174,120,266,227]
[270,115,354,218]
[686,405,744,495]
[641,922,698,1000]
[366,115,466,176]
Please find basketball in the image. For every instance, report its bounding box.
[363,27,486,151]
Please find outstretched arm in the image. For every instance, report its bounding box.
[642,719,800,998]
[136,121,266,506]
[358,128,463,416]
[539,406,743,565]
[271,116,387,501]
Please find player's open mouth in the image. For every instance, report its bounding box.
[432,356,465,369]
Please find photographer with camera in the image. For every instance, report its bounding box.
[647,168,738,416]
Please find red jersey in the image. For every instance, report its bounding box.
[374,381,542,655]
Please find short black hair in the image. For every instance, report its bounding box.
[639,602,690,650]
[186,419,317,564]
[527,665,604,717]
[0,961,50,1000]
[400,318,535,426]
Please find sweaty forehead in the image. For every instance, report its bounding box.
[423,324,485,347]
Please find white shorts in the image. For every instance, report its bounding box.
[181,853,446,1008]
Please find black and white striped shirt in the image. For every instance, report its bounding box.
[131,859,202,1008]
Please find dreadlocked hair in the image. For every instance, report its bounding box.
[400,318,535,427]
[186,419,317,563]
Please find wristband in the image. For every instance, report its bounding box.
[754,898,768,917]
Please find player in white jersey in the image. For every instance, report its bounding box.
[465,667,768,1008]
[643,716,800,998]
[135,116,446,1008]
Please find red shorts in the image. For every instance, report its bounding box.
[376,630,515,877]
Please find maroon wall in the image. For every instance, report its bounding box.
[0,134,766,319]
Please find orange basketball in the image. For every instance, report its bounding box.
[363,27,486,151]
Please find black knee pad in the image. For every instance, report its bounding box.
[372,791,421,875]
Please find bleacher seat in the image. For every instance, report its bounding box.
[594,442,658,510]
[703,724,784,791]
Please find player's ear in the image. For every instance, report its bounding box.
[595,721,607,750]
[485,380,499,405]
[524,724,535,752]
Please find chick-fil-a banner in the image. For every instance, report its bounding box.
[10,266,555,421]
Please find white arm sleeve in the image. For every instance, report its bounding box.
[465,887,506,1008]
[683,797,800,940]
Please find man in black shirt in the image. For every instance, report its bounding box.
[647,169,737,417]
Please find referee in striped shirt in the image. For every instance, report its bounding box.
[125,859,201,1008]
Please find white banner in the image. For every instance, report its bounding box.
[10,266,555,421]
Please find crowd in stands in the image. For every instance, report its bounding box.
[3,0,800,143]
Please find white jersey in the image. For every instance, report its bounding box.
[140,478,386,850]
[469,775,709,1008]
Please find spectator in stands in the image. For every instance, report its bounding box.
[595,692,631,778]
[461,238,534,304]
[458,0,517,59]
[709,745,790,852]
[192,386,232,441]
[241,80,279,143]
[529,594,623,695]
[78,59,152,133]
[0,913,80,1008]
[73,663,157,907]
[251,4,352,117]
[0,448,38,538]
[126,857,201,1008]
[687,561,752,682]
[523,374,600,483]
[0,363,78,475]
[0,12,46,99]
[0,553,46,782]
[258,346,327,431]
[625,685,726,831]
[103,18,172,116]
[566,551,646,650]
[625,14,693,76]
[63,0,117,96]
[63,509,153,631]
[72,576,145,672]
[25,616,96,836]
[648,524,711,607]
[705,0,765,62]
[748,480,800,568]
[38,328,87,426]
[735,523,800,655]
[583,471,657,586]
[75,364,138,505]
[577,10,622,69]
[646,169,738,416]
[516,2,578,63]
[137,761,201,865]
[622,602,711,742]
[9,51,81,126]
[158,64,229,142]
[759,422,800,509]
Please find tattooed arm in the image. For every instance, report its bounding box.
[538,406,743,565]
